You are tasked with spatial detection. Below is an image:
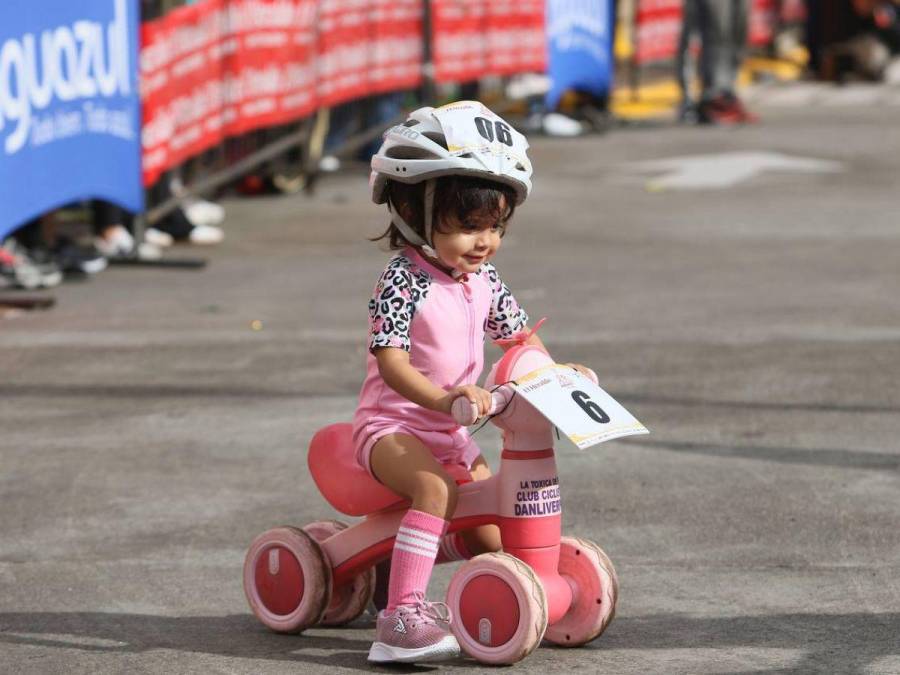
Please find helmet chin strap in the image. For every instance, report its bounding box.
[387,179,438,259]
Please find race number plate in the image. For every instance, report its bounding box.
[431,101,531,171]
[511,365,649,449]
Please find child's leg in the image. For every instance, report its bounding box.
[370,433,459,610]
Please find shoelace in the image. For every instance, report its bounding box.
[403,591,453,627]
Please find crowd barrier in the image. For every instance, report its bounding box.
[141,0,546,187]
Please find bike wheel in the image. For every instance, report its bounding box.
[243,526,331,633]
[543,537,618,647]
[446,552,548,664]
[303,520,375,626]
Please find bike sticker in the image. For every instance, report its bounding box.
[512,364,649,449]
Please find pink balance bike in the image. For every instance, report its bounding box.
[243,342,619,665]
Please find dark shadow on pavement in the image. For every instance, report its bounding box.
[591,612,900,674]
[620,393,900,416]
[2,611,897,672]
[632,439,900,472]
[0,612,434,672]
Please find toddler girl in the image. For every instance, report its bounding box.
[355,102,576,663]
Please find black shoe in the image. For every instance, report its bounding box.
[153,208,195,241]
[53,238,108,275]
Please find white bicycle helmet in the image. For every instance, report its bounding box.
[370,101,533,256]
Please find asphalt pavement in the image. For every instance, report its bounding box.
[1,91,899,674]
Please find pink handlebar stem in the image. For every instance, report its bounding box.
[451,385,514,426]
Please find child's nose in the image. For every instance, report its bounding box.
[474,230,493,249]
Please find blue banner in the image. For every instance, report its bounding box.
[0,0,142,240]
[545,0,614,111]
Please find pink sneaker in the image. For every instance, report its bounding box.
[367,594,460,663]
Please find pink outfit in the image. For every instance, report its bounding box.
[353,246,528,475]
[387,509,448,610]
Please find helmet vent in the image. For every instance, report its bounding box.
[422,132,448,149]
[403,119,420,127]
[386,146,438,160]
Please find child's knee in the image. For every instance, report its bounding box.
[414,473,458,519]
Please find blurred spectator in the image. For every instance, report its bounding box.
[676,0,758,124]
[847,0,900,81]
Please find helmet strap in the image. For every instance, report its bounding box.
[423,179,436,250]
[387,198,436,258]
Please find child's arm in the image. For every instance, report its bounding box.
[375,347,494,416]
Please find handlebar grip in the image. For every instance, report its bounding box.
[451,387,513,426]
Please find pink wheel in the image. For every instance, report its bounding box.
[243,526,332,633]
[446,552,548,665]
[303,520,375,626]
[544,537,618,647]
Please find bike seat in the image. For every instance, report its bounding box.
[307,423,472,517]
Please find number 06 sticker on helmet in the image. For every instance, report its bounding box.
[431,101,531,174]
[511,364,649,449]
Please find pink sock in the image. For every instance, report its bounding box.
[436,532,473,564]
[386,509,448,611]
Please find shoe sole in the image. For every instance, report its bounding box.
[367,635,460,663]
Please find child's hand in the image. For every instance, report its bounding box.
[440,384,494,418]
[565,363,598,384]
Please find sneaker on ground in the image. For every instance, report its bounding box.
[184,199,225,227]
[319,155,341,172]
[698,93,755,125]
[541,112,584,137]
[188,224,224,245]
[144,227,174,248]
[53,238,108,275]
[94,225,162,261]
[1,239,62,289]
[368,593,460,664]
[94,224,136,258]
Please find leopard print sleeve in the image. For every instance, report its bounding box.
[367,255,430,352]
[482,263,529,340]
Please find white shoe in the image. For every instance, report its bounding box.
[542,113,584,137]
[136,242,163,260]
[188,224,224,245]
[144,227,174,248]
[94,225,136,258]
[95,225,162,260]
[184,199,225,227]
[319,155,341,172]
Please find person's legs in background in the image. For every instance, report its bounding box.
[696,0,756,124]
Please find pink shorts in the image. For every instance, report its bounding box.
[355,422,482,480]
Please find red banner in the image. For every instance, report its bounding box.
[634,0,682,65]
[141,0,318,186]
[431,0,545,83]
[141,0,423,186]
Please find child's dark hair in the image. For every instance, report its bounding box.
[373,175,518,250]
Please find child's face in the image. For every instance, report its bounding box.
[431,196,507,275]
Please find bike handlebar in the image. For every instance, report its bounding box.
[451,385,514,426]
[450,367,598,426]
